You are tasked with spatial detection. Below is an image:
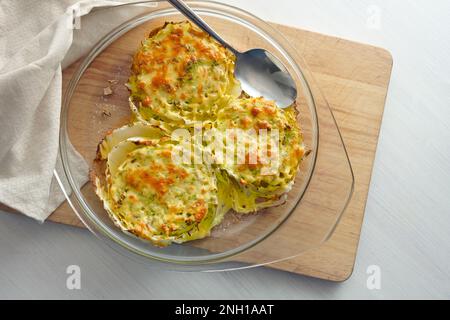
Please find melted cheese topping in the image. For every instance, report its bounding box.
[213,97,305,212]
[98,139,218,246]
[128,22,240,126]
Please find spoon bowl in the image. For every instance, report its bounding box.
[235,48,297,108]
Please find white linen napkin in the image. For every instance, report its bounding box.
[0,0,153,221]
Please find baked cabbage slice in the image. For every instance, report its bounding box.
[127,21,241,127]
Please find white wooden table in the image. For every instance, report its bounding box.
[1,0,449,299]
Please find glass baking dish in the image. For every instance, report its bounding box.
[56,0,354,271]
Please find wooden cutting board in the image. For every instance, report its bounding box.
[4,23,392,282]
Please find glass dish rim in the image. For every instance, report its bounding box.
[59,0,325,265]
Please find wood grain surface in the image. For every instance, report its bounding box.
[5,22,392,281]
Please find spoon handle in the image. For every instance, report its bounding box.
[167,0,239,55]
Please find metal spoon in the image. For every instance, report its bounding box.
[167,0,297,108]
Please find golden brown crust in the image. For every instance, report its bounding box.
[148,25,165,38]
[90,157,106,189]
